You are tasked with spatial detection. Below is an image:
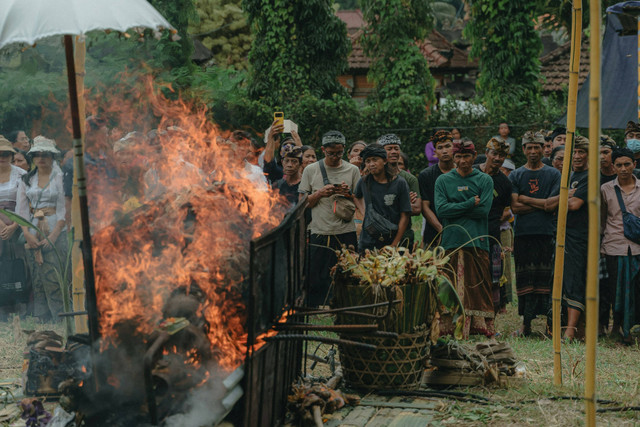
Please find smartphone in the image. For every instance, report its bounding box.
[274,112,284,127]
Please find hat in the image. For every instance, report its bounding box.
[377,134,401,147]
[282,144,302,160]
[0,136,16,154]
[502,159,516,171]
[573,135,589,150]
[432,130,453,145]
[28,136,60,155]
[485,137,509,156]
[322,130,346,146]
[600,135,616,150]
[522,131,545,146]
[627,138,640,154]
[550,127,566,141]
[625,121,640,136]
[360,144,387,161]
[452,140,476,155]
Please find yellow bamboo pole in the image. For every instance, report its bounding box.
[552,0,583,387]
[72,35,88,334]
[585,0,601,424]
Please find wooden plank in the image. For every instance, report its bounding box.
[338,406,378,427]
[422,371,527,387]
[364,408,396,427]
[422,371,484,386]
[427,358,473,369]
[388,411,434,427]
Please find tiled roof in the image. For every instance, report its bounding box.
[337,9,476,71]
[540,36,590,92]
[346,29,476,70]
[336,9,365,33]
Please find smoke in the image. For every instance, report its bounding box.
[163,364,241,427]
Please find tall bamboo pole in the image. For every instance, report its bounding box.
[63,35,100,346]
[585,0,601,424]
[72,35,88,334]
[552,0,583,387]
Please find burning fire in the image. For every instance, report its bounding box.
[87,77,287,370]
[250,310,292,353]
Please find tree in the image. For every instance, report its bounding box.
[464,0,542,114]
[243,0,351,106]
[189,0,252,70]
[149,0,197,70]
[335,0,360,9]
[360,0,436,127]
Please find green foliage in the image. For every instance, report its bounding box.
[464,0,542,116]
[360,0,436,128]
[148,0,197,70]
[335,0,360,9]
[189,0,252,70]
[243,0,351,106]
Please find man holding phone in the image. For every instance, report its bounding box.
[299,131,361,307]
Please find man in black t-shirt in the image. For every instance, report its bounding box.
[562,136,590,340]
[354,144,411,252]
[418,130,454,247]
[274,145,302,207]
[509,131,561,336]
[475,138,512,313]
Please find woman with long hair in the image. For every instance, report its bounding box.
[16,136,68,322]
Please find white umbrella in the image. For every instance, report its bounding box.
[0,0,172,49]
[0,0,175,346]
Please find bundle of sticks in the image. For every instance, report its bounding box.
[287,381,359,427]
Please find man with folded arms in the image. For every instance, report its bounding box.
[509,131,561,336]
[435,140,495,338]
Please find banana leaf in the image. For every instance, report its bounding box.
[436,275,465,340]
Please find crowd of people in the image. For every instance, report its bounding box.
[2,117,640,345]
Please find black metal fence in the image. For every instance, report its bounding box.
[243,198,308,426]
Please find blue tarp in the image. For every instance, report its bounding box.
[560,8,638,129]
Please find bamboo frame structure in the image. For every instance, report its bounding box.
[552,0,583,387]
[585,0,601,424]
[72,35,88,334]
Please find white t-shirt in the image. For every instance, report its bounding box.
[299,159,360,235]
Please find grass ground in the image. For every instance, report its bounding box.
[303,304,640,426]
[0,305,638,425]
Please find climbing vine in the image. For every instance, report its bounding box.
[360,0,436,127]
[242,0,351,106]
[464,0,542,115]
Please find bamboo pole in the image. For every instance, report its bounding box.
[552,0,583,387]
[63,35,100,346]
[72,35,88,334]
[585,0,601,424]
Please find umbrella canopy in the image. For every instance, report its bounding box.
[0,0,173,49]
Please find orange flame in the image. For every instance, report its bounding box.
[87,76,287,370]
[250,310,292,353]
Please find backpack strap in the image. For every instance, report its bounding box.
[615,185,628,214]
[318,160,331,186]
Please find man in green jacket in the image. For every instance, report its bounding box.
[434,140,495,338]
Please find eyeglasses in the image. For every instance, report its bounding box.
[0,152,12,158]
[325,150,344,158]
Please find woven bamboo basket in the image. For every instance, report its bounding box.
[338,328,429,391]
